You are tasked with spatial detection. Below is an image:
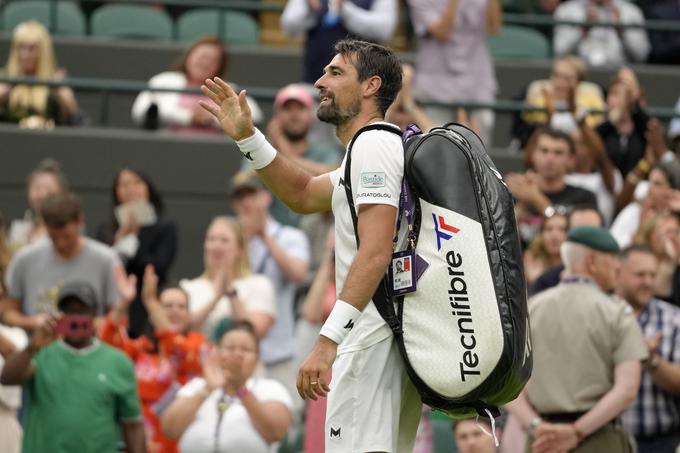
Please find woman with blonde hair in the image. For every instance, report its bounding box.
[633,212,680,301]
[180,216,275,341]
[0,20,79,126]
[523,210,569,287]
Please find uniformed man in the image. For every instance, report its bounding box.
[507,226,648,453]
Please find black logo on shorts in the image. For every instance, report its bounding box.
[338,177,345,188]
[330,427,341,439]
[244,152,253,161]
[343,319,354,330]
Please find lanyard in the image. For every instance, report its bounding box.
[393,124,421,251]
[213,390,236,453]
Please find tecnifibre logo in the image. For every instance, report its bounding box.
[432,213,460,251]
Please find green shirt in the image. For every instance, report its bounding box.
[23,340,141,453]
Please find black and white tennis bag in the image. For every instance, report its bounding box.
[344,123,533,418]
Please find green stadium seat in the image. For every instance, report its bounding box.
[90,5,173,41]
[432,412,459,453]
[487,25,551,60]
[1,1,85,35]
[177,9,259,45]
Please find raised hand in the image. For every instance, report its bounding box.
[203,348,226,391]
[141,264,159,305]
[114,263,137,306]
[200,77,255,141]
[30,315,57,350]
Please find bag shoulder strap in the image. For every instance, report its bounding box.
[343,123,403,334]
[344,123,402,247]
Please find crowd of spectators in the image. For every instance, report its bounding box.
[0,0,680,452]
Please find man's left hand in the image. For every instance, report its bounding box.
[532,422,579,453]
[296,336,336,401]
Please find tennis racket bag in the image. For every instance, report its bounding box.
[345,123,532,418]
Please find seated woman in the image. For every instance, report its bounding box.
[180,216,275,341]
[97,167,178,338]
[101,265,206,453]
[523,210,568,287]
[517,56,606,146]
[0,20,80,127]
[8,158,67,251]
[131,36,262,133]
[161,321,293,453]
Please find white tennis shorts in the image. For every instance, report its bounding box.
[325,336,422,453]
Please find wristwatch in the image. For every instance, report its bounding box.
[644,354,660,371]
[528,417,543,435]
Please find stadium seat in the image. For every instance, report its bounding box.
[432,411,459,453]
[90,5,173,41]
[1,0,85,35]
[177,9,259,45]
[487,25,551,60]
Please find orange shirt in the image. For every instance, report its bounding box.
[100,318,206,453]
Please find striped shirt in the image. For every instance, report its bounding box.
[622,298,680,437]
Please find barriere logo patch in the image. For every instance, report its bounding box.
[432,213,460,251]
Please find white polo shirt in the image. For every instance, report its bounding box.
[329,123,406,354]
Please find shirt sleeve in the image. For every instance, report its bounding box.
[116,355,143,421]
[280,0,318,36]
[4,253,24,302]
[177,377,208,398]
[553,3,584,57]
[341,0,397,42]
[621,4,651,63]
[103,258,120,313]
[281,227,311,262]
[238,276,276,318]
[350,130,404,209]
[253,379,294,412]
[612,304,649,365]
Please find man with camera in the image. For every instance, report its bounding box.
[0,281,145,453]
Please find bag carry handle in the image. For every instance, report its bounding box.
[344,123,421,335]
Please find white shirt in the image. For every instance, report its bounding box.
[177,377,293,453]
[250,219,310,364]
[554,0,650,67]
[280,0,397,42]
[180,274,276,340]
[565,169,622,226]
[0,325,28,410]
[131,71,263,128]
[330,123,406,354]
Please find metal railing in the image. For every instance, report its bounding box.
[1,76,678,127]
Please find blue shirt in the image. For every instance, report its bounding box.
[622,298,680,437]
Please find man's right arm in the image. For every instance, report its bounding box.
[0,343,37,385]
[257,152,334,214]
[200,78,333,214]
[572,359,640,438]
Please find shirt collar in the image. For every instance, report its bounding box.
[57,338,101,356]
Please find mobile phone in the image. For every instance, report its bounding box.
[55,315,94,337]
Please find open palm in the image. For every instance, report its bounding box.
[200,77,255,141]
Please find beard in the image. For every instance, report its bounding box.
[317,94,361,126]
[282,126,308,142]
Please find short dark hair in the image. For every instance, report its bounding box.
[620,244,655,261]
[217,320,259,348]
[40,192,82,228]
[334,39,402,116]
[534,127,576,154]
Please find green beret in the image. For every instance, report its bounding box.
[567,226,620,254]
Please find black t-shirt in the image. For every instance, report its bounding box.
[545,185,598,211]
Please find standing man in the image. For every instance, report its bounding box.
[229,171,310,411]
[506,226,647,452]
[0,281,145,453]
[200,39,422,452]
[617,245,680,452]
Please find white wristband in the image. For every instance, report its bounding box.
[235,128,277,170]
[319,300,362,345]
